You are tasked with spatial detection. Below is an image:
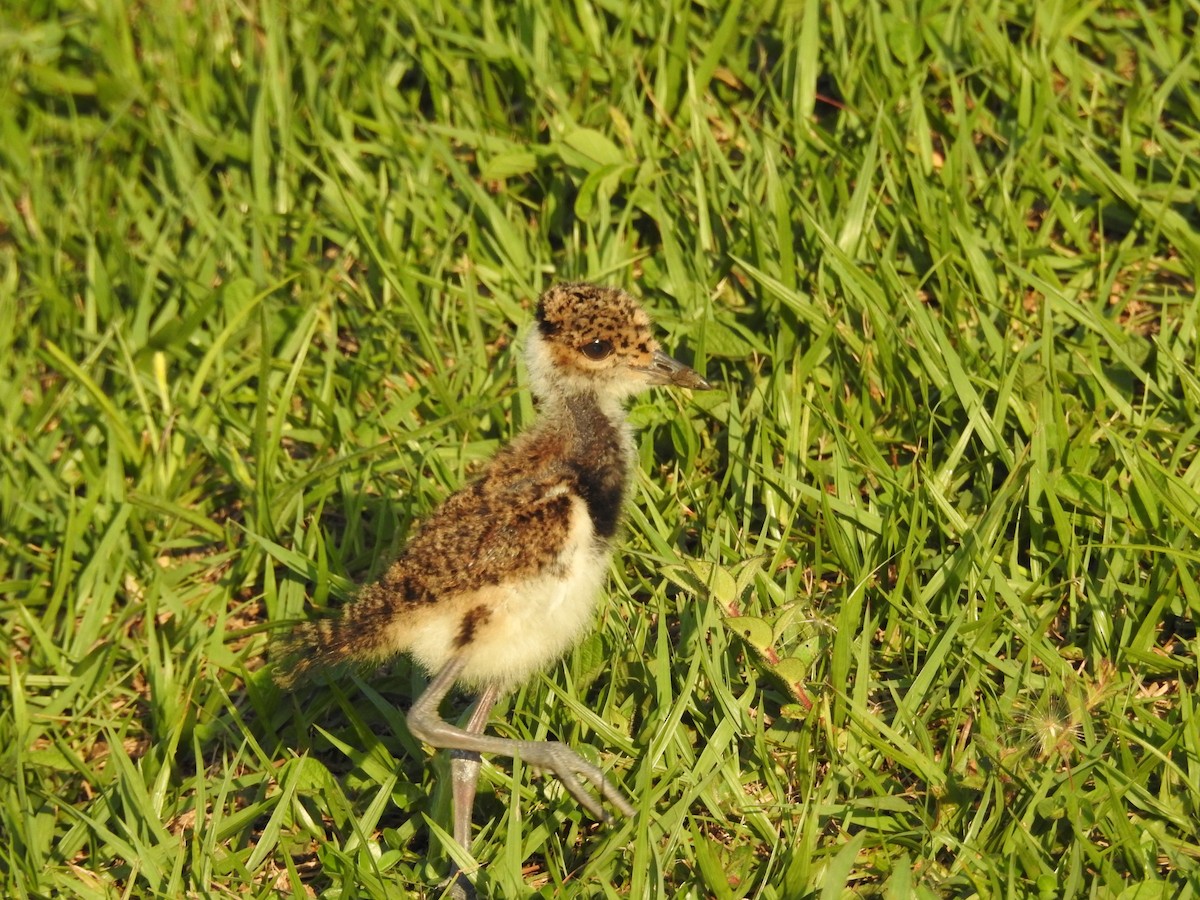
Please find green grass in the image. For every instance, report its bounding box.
[3,0,1199,896]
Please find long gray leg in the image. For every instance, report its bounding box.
[444,684,499,900]
[450,683,499,851]
[407,656,636,824]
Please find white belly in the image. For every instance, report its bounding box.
[405,496,613,689]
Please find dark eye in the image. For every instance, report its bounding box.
[580,339,613,361]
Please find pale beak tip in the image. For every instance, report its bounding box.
[646,350,715,391]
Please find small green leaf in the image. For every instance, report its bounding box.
[1055,472,1129,519]
[480,150,538,181]
[561,127,627,168]
[724,615,773,652]
[772,656,809,686]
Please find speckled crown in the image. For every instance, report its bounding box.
[535,283,656,356]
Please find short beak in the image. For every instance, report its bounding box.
[640,350,714,390]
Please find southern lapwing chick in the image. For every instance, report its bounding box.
[277,282,711,886]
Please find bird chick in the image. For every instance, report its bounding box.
[277,282,711,884]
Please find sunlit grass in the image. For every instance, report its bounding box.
[2,0,1198,896]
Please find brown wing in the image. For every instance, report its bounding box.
[382,466,578,603]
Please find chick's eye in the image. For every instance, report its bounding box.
[580,339,613,361]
